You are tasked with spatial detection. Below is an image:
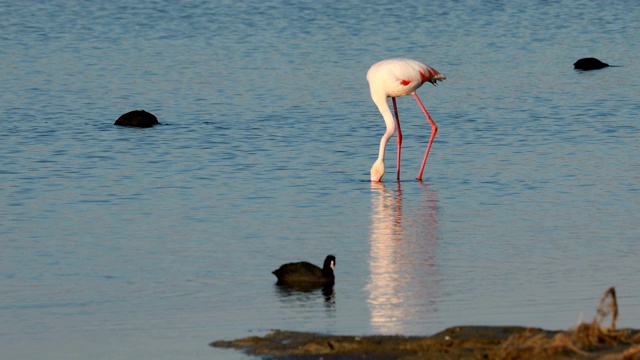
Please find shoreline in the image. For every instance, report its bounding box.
[212,287,639,359]
[212,325,640,359]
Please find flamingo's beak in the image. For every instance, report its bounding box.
[370,160,385,182]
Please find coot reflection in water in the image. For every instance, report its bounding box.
[274,283,335,307]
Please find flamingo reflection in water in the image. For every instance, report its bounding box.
[366,182,440,334]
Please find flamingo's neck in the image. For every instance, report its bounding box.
[370,94,395,182]
[373,95,395,163]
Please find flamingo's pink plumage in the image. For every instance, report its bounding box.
[367,58,445,182]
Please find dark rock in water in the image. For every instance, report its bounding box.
[574,57,609,71]
[114,110,159,128]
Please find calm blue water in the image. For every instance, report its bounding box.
[1,1,639,359]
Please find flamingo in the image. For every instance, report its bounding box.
[367,58,446,182]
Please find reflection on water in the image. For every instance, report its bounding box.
[274,284,336,309]
[366,182,439,334]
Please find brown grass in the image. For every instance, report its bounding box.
[491,287,636,359]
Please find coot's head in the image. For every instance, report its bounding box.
[323,255,336,272]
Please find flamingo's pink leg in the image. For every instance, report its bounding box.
[392,97,402,181]
[413,92,437,181]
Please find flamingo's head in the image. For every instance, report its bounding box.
[428,73,446,86]
[370,159,385,182]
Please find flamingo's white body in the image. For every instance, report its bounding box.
[367,58,445,182]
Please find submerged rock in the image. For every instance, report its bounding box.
[114,110,159,128]
[573,57,609,71]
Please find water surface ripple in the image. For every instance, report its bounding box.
[1,1,639,359]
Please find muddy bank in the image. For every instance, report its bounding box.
[212,325,640,359]
[212,288,640,359]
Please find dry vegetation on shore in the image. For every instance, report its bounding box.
[212,287,640,359]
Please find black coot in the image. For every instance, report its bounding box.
[114,110,159,128]
[272,255,335,285]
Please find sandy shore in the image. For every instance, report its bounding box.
[212,325,640,359]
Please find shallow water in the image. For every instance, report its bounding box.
[1,1,639,359]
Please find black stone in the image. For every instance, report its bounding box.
[574,57,609,71]
[114,110,159,128]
